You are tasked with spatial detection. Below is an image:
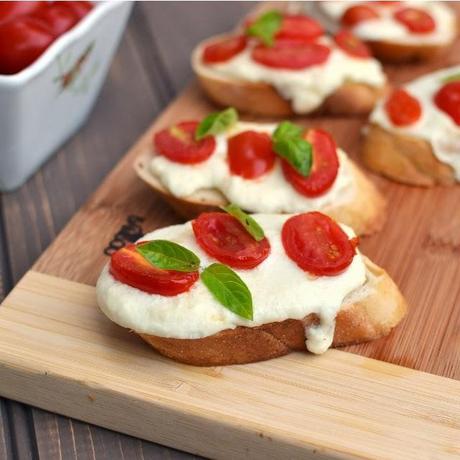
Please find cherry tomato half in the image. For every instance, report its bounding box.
[110,244,199,296]
[203,35,247,64]
[341,5,379,27]
[334,29,371,58]
[227,131,276,179]
[276,14,323,42]
[385,88,422,126]
[0,17,54,74]
[282,129,339,197]
[34,3,79,37]
[0,1,46,25]
[192,213,271,269]
[282,212,357,276]
[252,39,330,70]
[394,7,435,34]
[154,121,216,164]
[434,81,460,126]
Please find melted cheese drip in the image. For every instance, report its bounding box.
[150,121,356,214]
[96,215,367,354]
[193,36,385,114]
[370,66,460,180]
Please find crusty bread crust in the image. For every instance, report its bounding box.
[135,148,387,236]
[367,40,448,63]
[192,36,386,117]
[361,124,455,187]
[139,257,407,366]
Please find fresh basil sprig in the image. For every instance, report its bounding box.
[201,263,253,320]
[195,107,238,141]
[442,73,460,83]
[246,10,283,46]
[136,240,200,272]
[272,121,312,177]
[222,204,265,242]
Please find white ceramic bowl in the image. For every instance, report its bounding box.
[0,1,133,191]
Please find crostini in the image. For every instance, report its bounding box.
[362,66,460,186]
[97,209,406,366]
[309,1,457,62]
[191,9,387,116]
[135,108,386,236]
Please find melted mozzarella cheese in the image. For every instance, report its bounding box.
[96,215,367,354]
[192,36,385,114]
[370,66,460,180]
[315,1,456,46]
[150,121,356,214]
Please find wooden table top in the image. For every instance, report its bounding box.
[0,2,254,458]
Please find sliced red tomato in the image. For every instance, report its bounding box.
[282,212,357,276]
[110,244,199,296]
[252,39,330,70]
[341,5,379,27]
[0,17,54,74]
[434,82,460,126]
[154,121,216,164]
[33,3,79,37]
[192,213,270,269]
[54,1,93,20]
[0,1,46,25]
[203,35,247,64]
[334,30,371,58]
[394,7,435,34]
[385,88,422,126]
[227,131,276,179]
[276,14,323,42]
[373,1,401,5]
[282,129,339,198]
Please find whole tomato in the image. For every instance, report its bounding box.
[0,17,54,74]
[0,1,46,25]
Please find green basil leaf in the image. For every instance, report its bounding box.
[442,73,460,83]
[273,121,303,143]
[222,204,265,242]
[195,107,238,141]
[136,240,200,272]
[201,263,253,320]
[272,121,313,177]
[246,10,283,46]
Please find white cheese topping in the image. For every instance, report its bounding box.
[370,66,460,180]
[314,1,456,46]
[96,215,367,354]
[192,36,385,114]
[150,121,356,214]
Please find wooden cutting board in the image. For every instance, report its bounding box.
[1,2,460,457]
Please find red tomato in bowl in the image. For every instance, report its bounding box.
[0,17,54,74]
[33,3,79,37]
[0,1,46,25]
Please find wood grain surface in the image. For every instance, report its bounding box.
[1,1,459,459]
[0,2,254,459]
[0,271,459,460]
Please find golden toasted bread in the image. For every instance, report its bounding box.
[361,124,455,187]
[139,257,407,366]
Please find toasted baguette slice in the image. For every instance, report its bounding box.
[135,147,386,236]
[365,41,449,63]
[139,257,406,366]
[361,124,455,187]
[192,36,386,117]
